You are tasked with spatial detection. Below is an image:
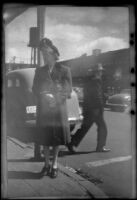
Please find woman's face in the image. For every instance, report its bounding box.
[41,47,56,66]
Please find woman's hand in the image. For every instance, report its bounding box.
[46,93,56,107]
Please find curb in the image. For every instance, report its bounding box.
[8,138,108,198]
[7,137,33,149]
[58,163,108,198]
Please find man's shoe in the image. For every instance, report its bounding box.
[67,143,76,153]
[96,146,111,152]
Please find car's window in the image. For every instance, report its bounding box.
[121,89,130,94]
[16,79,20,87]
[7,79,13,88]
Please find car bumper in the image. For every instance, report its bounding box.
[68,115,83,124]
[25,115,83,127]
[26,105,83,126]
[105,102,129,110]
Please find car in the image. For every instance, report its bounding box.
[105,89,131,112]
[6,68,83,143]
[73,87,84,103]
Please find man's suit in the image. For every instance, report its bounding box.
[70,75,108,150]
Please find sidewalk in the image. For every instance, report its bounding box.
[7,138,108,199]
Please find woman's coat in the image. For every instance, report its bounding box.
[32,63,72,146]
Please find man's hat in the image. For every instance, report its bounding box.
[92,63,104,71]
[39,38,60,59]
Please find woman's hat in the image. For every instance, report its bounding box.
[39,38,60,59]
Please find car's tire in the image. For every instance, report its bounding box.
[124,106,130,113]
[122,107,126,112]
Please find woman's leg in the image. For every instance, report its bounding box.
[52,146,59,169]
[43,146,50,167]
[40,146,50,174]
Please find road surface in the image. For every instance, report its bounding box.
[58,110,135,198]
[8,110,136,198]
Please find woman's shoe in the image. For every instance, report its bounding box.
[40,165,51,176]
[50,168,58,178]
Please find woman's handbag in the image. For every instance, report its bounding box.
[40,91,56,109]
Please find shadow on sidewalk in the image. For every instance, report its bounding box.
[8,157,45,162]
[8,150,96,163]
[59,150,96,157]
[8,170,43,179]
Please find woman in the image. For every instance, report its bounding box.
[32,38,72,178]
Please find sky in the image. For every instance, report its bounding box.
[5,6,129,63]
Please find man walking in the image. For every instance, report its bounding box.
[67,63,110,153]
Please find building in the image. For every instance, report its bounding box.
[60,48,131,94]
[5,48,131,94]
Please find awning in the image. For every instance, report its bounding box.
[3,4,33,25]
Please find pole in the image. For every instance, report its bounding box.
[31,47,33,66]
[34,47,36,65]
[34,5,46,158]
[37,5,46,67]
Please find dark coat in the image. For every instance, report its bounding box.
[32,63,72,146]
[83,76,105,112]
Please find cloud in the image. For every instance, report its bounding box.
[78,37,129,56]
[45,6,129,42]
[5,45,31,62]
[44,18,99,41]
[5,6,129,62]
[6,47,17,59]
[59,36,129,60]
[43,21,100,60]
[42,18,129,60]
[5,7,37,44]
[46,6,128,26]
[106,7,129,24]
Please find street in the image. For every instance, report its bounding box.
[7,110,135,198]
[58,110,135,198]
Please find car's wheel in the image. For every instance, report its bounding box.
[121,107,126,112]
[124,106,130,113]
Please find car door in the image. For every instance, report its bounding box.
[6,75,27,139]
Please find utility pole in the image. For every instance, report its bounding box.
[37,5,46,67]
[34,5,46,158]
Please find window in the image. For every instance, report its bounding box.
[16,79,20,87]
[7,79,13,87]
